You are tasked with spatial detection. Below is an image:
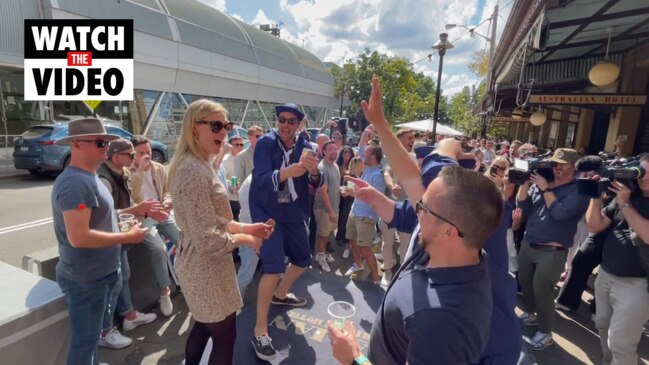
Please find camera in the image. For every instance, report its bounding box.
[576,154,646,198]
[507,158,556,185]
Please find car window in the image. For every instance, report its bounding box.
[105,127,132,139]
[21,126,54,139]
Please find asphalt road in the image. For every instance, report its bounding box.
[0,174,57,268]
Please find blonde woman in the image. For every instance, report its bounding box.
[341,157,367,275]
[168,99,272,365]
[486,156,511,190]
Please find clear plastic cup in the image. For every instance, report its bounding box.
[118,213,135,233]
[346,180,356,190]
[327,301,355,334]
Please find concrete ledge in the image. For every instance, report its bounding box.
[22,246,59,281]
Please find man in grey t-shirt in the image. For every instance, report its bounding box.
[314,141,341,272]
[51,118,148,364]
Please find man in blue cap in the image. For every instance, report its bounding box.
[249,103,322,361]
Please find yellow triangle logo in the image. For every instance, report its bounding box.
[84,100,102,111]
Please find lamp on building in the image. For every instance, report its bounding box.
[588,30,620,86]
[530,108,547,126]
[511,108,523,120]
[431,33,454,138]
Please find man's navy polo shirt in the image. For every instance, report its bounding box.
[368,248,492,365]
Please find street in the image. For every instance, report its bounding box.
[0,175,57,268]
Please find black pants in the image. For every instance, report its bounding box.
[229,200,240,222]
[335,196,354,244]
[556,233,605,312]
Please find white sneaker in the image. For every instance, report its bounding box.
[380,271,393,286]
[325,253,335,263]
[123,311,157,331]
[344,263,365,276]
[316,253,331,272]
[159,293,173,317]
[99,327,132,349]
[342,248,350,259]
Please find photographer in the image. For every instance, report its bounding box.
[515,148,589,350]
[585,154,649,365]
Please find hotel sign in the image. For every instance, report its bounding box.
[492,116,530,122]
[529,94,646,106]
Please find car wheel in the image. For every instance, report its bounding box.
[151,150,165,163]
[63,155,71,169]
[29,169,51,178]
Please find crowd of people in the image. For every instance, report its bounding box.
[50,75,649,365]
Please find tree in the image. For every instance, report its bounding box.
[331,49,441,128]
[468,49,489,77]
[448,88,480,136]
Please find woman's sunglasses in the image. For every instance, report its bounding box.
[195,120,234,133]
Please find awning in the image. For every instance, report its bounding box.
[395,119,465,136]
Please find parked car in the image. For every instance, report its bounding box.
[13,124,169,177]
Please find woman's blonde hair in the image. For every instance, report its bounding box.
[348,157,364,177]
[167,99,228,186]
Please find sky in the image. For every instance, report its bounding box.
[196,0,513,97]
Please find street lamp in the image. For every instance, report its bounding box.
[431,33,454,138]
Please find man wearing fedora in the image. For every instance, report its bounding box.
[51,118,148,364]
[249,103,321,361]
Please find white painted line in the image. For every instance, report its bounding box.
[0,218,53,235]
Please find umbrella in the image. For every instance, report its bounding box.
[395,119,464,136]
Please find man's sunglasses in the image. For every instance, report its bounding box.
[415,199,464,237]
[117,152,136,159]
[232,143,244,147]
[195,120,234,133]
[278,116,300,125]
[75,139,109,148]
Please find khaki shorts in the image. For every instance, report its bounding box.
[314,209,336,237]
[345,214,377,247]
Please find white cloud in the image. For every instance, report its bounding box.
[196,0,226,12]
[221,0,513,98]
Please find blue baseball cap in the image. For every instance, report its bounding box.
[414,146,434,160]
[275,103,305,122]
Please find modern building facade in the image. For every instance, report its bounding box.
[0,0,335,151]
[479,0,649,156]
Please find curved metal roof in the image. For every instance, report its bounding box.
[47,0,332,84]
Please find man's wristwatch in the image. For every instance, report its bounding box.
[351,354,370,365]
[540,187,553,194]
[619,202,632,210]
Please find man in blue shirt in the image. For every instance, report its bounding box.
[343,144,386,283]
[51,118,148,364]
[516,148,589,350]
[328,76,518,365]
[249,103,321,361]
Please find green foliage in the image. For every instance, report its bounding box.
[448,88,480,136]
[332,49,444,128]
[468,49,489,77]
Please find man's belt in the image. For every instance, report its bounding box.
[529,243,566,251]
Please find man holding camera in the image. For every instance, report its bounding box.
[585,154,649,365]
[516,148,589,350]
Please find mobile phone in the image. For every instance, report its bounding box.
[490,165,499,175]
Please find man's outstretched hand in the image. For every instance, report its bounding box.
[360,76,389,129]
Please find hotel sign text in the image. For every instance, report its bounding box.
[529,94,646,106]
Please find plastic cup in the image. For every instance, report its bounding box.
[118,213,135,233]
[327,301,355,334]
[346,180,356,190]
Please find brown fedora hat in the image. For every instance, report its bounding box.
[55,118,120,146]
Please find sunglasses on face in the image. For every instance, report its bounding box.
[278,116,300,125]
[415,199,464,237]
[75,139,108,148]
[117,152,136,159]
[195,120,233,133]
[232,143,244,147]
